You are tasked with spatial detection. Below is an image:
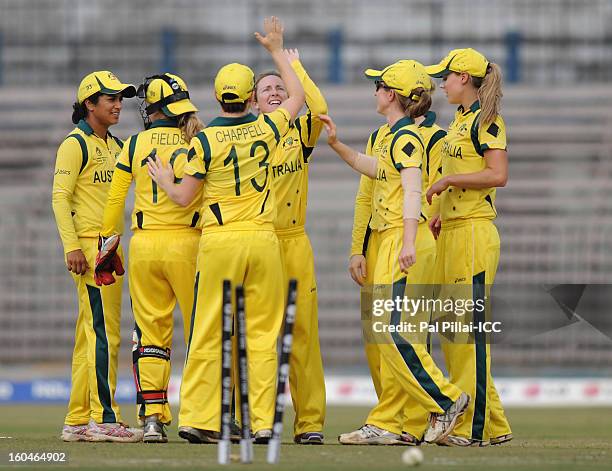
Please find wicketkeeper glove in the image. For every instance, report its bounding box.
[94,234,125,286]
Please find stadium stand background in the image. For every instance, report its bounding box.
[1,0,611,378]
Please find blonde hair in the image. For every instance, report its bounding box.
[396,88,432,119]
[472,62,503,129]
[177,112,204,142]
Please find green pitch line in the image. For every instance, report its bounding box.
[0,405,610,470]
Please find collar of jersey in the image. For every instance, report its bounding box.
[77,119,115,139]
[149,119,179,129]
[77,119,95,136]
[419,111,437,128]
[390,115,415,134]
[207,113,258,127]
[457,100,481,115]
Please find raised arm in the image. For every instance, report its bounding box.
[254,17,305,122]
[319,114,378,178]
[285,49,328,148]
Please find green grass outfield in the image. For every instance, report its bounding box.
[0,405,611,470]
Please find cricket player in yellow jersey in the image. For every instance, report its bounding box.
[52,71,142,442]
[98,73,203,443]
[320,60,469,445]
[348,79,448,444]
[425,48,512,446]
[251,48,327,445]
[147,17,305,444]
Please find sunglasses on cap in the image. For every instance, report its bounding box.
[374,80,389,91]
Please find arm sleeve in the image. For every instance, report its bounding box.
[100,151,133,237]
[478,115,507,152]
[351,175,374,256]
[427,130,446,217]
[184,132,208,179]
[401,167,422,221]
[51,138,83,254]
[350,134,376,256]
[391,133,423,171]
[292,59,328,149]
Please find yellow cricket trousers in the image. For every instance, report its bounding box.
[435,218,511,442]
[129,229,200,425]
[179,224,285,433]
[277,226,326,436]
[65,237,123,425]
[364,224,436,435]
[365,224,439,435]
[363,227,462,428]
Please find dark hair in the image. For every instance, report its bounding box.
[254,70,282,102]
[219,101,248,113]
[396,88,432,119]
[71,92,101,124]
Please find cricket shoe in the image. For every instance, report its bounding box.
[86,421,143,443]
[491,433,513,445]
[400,431,421,446]
[338,424,404,445]
[143,416,168,443]
[424,392,470,444]
[437,435,490,447]
[60,424,90,442]
[253,429,272,444]
[178,426,219,444]
[294,431,324,445]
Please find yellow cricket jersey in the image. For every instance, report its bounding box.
[52,119,124,254]
[418,112,446,221]
[369,116,423,231]
[271,60,327,231]
[185,108,291,230]
[350,112,445,255]
[101,119,202,235]
[440,101,507,222]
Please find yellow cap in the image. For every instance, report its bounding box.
[364,60,432,98]
[77,70,136,104]
[425,48,489,78]
[142,73,198,116]
[214,63,254,104]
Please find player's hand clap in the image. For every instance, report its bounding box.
[319,114,338,146]
[283,48,300,63]
[429,214,442,240]
[349,254,367,286]
[254,16,284,53]
[66,249,89,275]
[399,243,416,273]
[147,156,174,191]
[426,177,450,204]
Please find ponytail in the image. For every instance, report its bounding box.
[473,62,503,129]
[396,88,432,119]
[71,102,87,124]
[177,112,204,142]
